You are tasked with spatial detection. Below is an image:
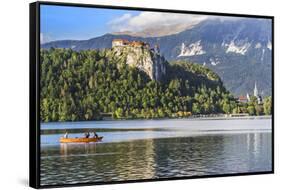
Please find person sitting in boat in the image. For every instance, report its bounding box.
[84,132,90,138]
[93,131,99,138]
[64,132,68,138]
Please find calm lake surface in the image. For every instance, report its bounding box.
[40,118,272,186]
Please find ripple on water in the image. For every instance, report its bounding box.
[40,133,272,186]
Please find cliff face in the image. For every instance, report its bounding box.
[111,46,166,81]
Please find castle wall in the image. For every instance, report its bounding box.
[112,41,125,47]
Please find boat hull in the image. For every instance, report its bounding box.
[60,137,103,143]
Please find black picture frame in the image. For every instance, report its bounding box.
[30,1,274,189]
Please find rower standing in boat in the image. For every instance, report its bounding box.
[84,132,90,138]
[93,131,99,138]
[64,132,68,138]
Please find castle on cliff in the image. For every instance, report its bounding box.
[112,39,160,55]
[112,39,149,48]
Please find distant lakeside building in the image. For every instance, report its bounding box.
[237,82,262,104]
[238,95,248,103]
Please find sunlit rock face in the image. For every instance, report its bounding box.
[178,41,206,57]
[112,45,166,81]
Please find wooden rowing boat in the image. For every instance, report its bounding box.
[60,136,103,143]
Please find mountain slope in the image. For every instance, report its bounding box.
[42,18,272,96]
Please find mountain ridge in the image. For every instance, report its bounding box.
[42,18,272,97]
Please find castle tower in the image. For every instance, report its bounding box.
[254,82,258,97]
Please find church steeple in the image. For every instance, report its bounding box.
[246,93,250,101]
[254,82,258,97]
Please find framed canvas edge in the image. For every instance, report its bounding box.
[30,1,41,189]
[29,1,275,189]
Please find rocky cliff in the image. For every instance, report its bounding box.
[111,46,167,81]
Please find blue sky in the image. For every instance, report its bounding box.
[40,5,270,44]
[40,5,212,44]
[40,5,140,43]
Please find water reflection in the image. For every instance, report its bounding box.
[41,133,272,186]
[41,119,271,146]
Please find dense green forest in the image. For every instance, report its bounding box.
[40,48,272,122]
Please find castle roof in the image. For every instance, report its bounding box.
[130,41,146,46]
[238,96,248,101]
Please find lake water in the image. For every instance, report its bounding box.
[40,118,272,186]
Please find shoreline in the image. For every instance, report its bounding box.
[40,115,272,132]
[41,115,272,124]
[182,115,272,121]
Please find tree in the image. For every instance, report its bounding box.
[157,108,165,118]
[263,96,272,115]
[255,104,263,116]
[58,101,69,121]
[168,79,181,94]
[41,98,50,122]
[222,102,231,114]
[114,108,124,119]
[247,105,256,116]
[192,103,201,114]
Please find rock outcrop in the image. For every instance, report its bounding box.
[111,45,166,81]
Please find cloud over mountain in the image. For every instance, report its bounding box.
[108,12,208,37]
